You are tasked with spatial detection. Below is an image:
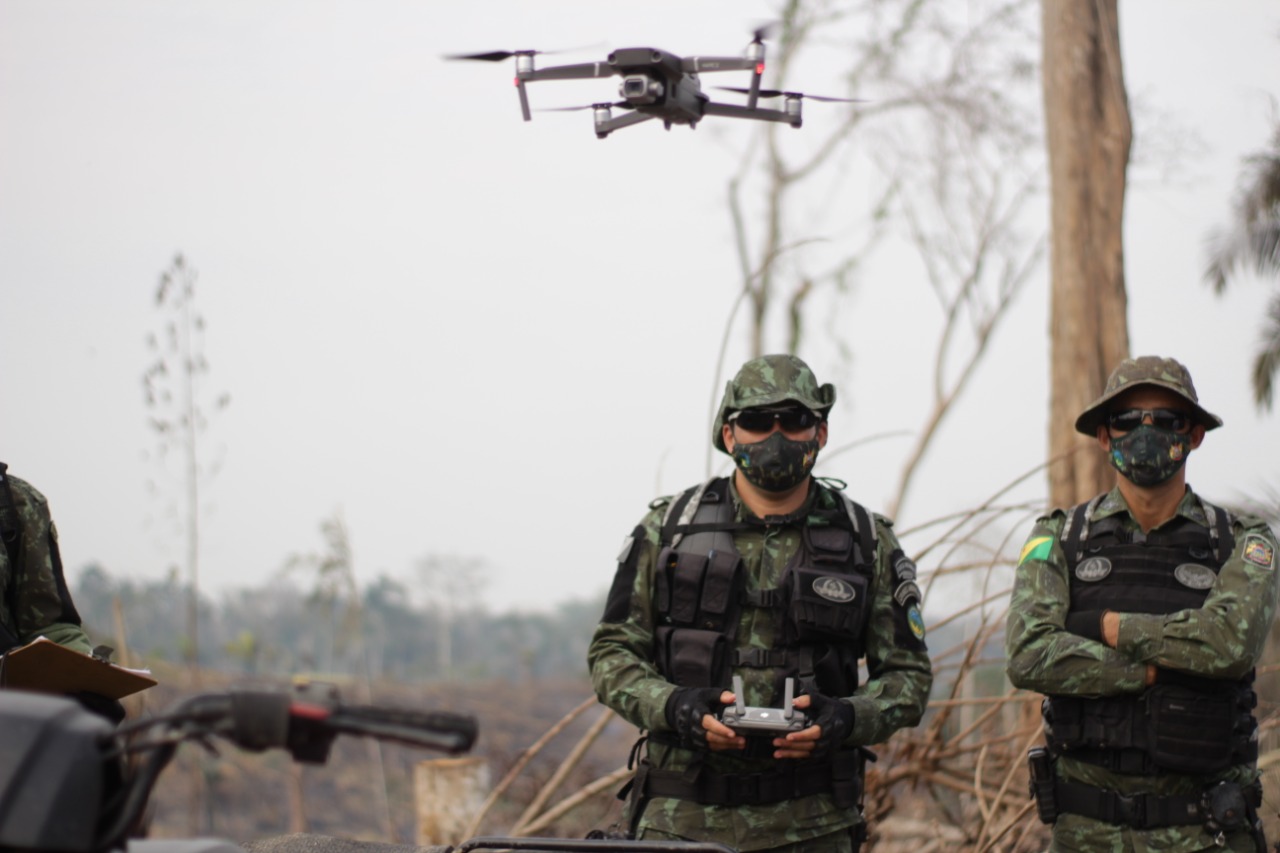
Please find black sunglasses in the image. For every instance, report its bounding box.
[729,407,821,433]
[1106,408,1192,433]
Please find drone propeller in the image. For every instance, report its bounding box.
[444,49,541,62]
[749,21,779,45]
[717,85,863,104]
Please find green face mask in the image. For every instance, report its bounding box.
[1108,424,1191,486]
[731,432,819,492]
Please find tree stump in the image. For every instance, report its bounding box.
[414,757,489,847]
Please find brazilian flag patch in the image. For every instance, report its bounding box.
[1018,536,1054,566]
[907,606,926,640]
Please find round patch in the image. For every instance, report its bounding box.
[907,606,926,640]
[1174,563,1217,590]
[1075,556,1112,582]
[812,576,856,603]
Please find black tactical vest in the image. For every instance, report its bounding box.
[649,477,883,706]
[1043,495,1258,776]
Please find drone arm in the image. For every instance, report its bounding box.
[527,62,614,82]
[747,65,763,110]
[702,100,800,127]
[680,56,756,73]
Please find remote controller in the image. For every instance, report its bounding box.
[718,675,810,734]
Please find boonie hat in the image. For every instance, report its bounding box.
[712,354,836,453]
[1074,355,1223,436]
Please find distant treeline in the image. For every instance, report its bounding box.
[71,565,605,683]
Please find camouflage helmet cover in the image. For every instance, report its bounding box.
[1074,355,1223,436]
[712,354,836,453]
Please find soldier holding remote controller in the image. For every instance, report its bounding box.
[588,355,933,852]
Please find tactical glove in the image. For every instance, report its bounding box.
[664,686,725,750]
[804,692,854,757]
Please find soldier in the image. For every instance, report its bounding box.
[588,354,932,852]
[0,463,123,721]
[1006,356,1279,852]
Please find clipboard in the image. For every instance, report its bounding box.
[0,637,157,699]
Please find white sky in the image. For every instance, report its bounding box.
[2,0,1278,616]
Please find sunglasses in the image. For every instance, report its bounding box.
[1106,408,1192,433]
[729,407,821,433]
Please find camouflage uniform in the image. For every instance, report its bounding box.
[0,467,92,654]
[1005,357,1279,853]
[588,355,932,852]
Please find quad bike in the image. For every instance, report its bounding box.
[0,684,733,853]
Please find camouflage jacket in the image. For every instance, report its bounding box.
[1006,486,1279,852]
[0,473,92,655]
[588,478,932,851]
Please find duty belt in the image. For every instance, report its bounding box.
[634,756,861,807]
[1054,778,1263,830]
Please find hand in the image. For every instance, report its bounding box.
[1101,611,1120,648]
[774,692,854,760]
[664,687,743,751]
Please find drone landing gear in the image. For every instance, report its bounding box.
[592,105,656,139]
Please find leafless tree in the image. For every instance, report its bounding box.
[142,253,230,673]
[717,0,1046,515]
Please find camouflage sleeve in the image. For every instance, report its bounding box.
[587,506,678,733]
[848,521,933,745]
[1114,518,1279,680]
[9,478,92,655]
[1004,513,1148,696]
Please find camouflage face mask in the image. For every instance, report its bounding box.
[731,431,819,492]
[1108,424,1191,487]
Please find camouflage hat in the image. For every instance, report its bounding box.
[1074,355,1223,436]
[712,354,836,453]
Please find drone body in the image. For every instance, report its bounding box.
[449,31,853,139]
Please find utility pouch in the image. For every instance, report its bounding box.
[1028,746,1058,825]
[1147,686,1235,774]
[654,627,725,688]
[787,567,868,642]
[1202,781,1248,836]
[655,547,708,627]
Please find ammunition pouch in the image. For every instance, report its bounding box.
[1146,685,1237,775]
[787,567,869,643]
[1044,684,1256,775]
[653,627,727,689]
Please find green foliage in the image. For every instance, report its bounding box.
[72,565,605,682]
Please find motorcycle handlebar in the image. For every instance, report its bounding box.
[161,687,478,760]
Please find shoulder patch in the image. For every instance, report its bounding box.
[648,495,672,511]
[907,606,926,640]
[1242,535,1275,570]
[1018,536,1054,566]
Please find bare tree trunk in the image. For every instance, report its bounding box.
[1042,0,1132,508]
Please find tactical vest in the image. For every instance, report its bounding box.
[1043,495,1259,776]
[650,477,887,705]
[0,463,24,652]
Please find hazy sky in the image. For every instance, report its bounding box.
[2,1,1278,617]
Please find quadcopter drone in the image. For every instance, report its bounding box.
[447,29,855,139]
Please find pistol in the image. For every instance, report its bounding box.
[1027,746,1057,825]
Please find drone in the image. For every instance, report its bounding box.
[446,29,856,139]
